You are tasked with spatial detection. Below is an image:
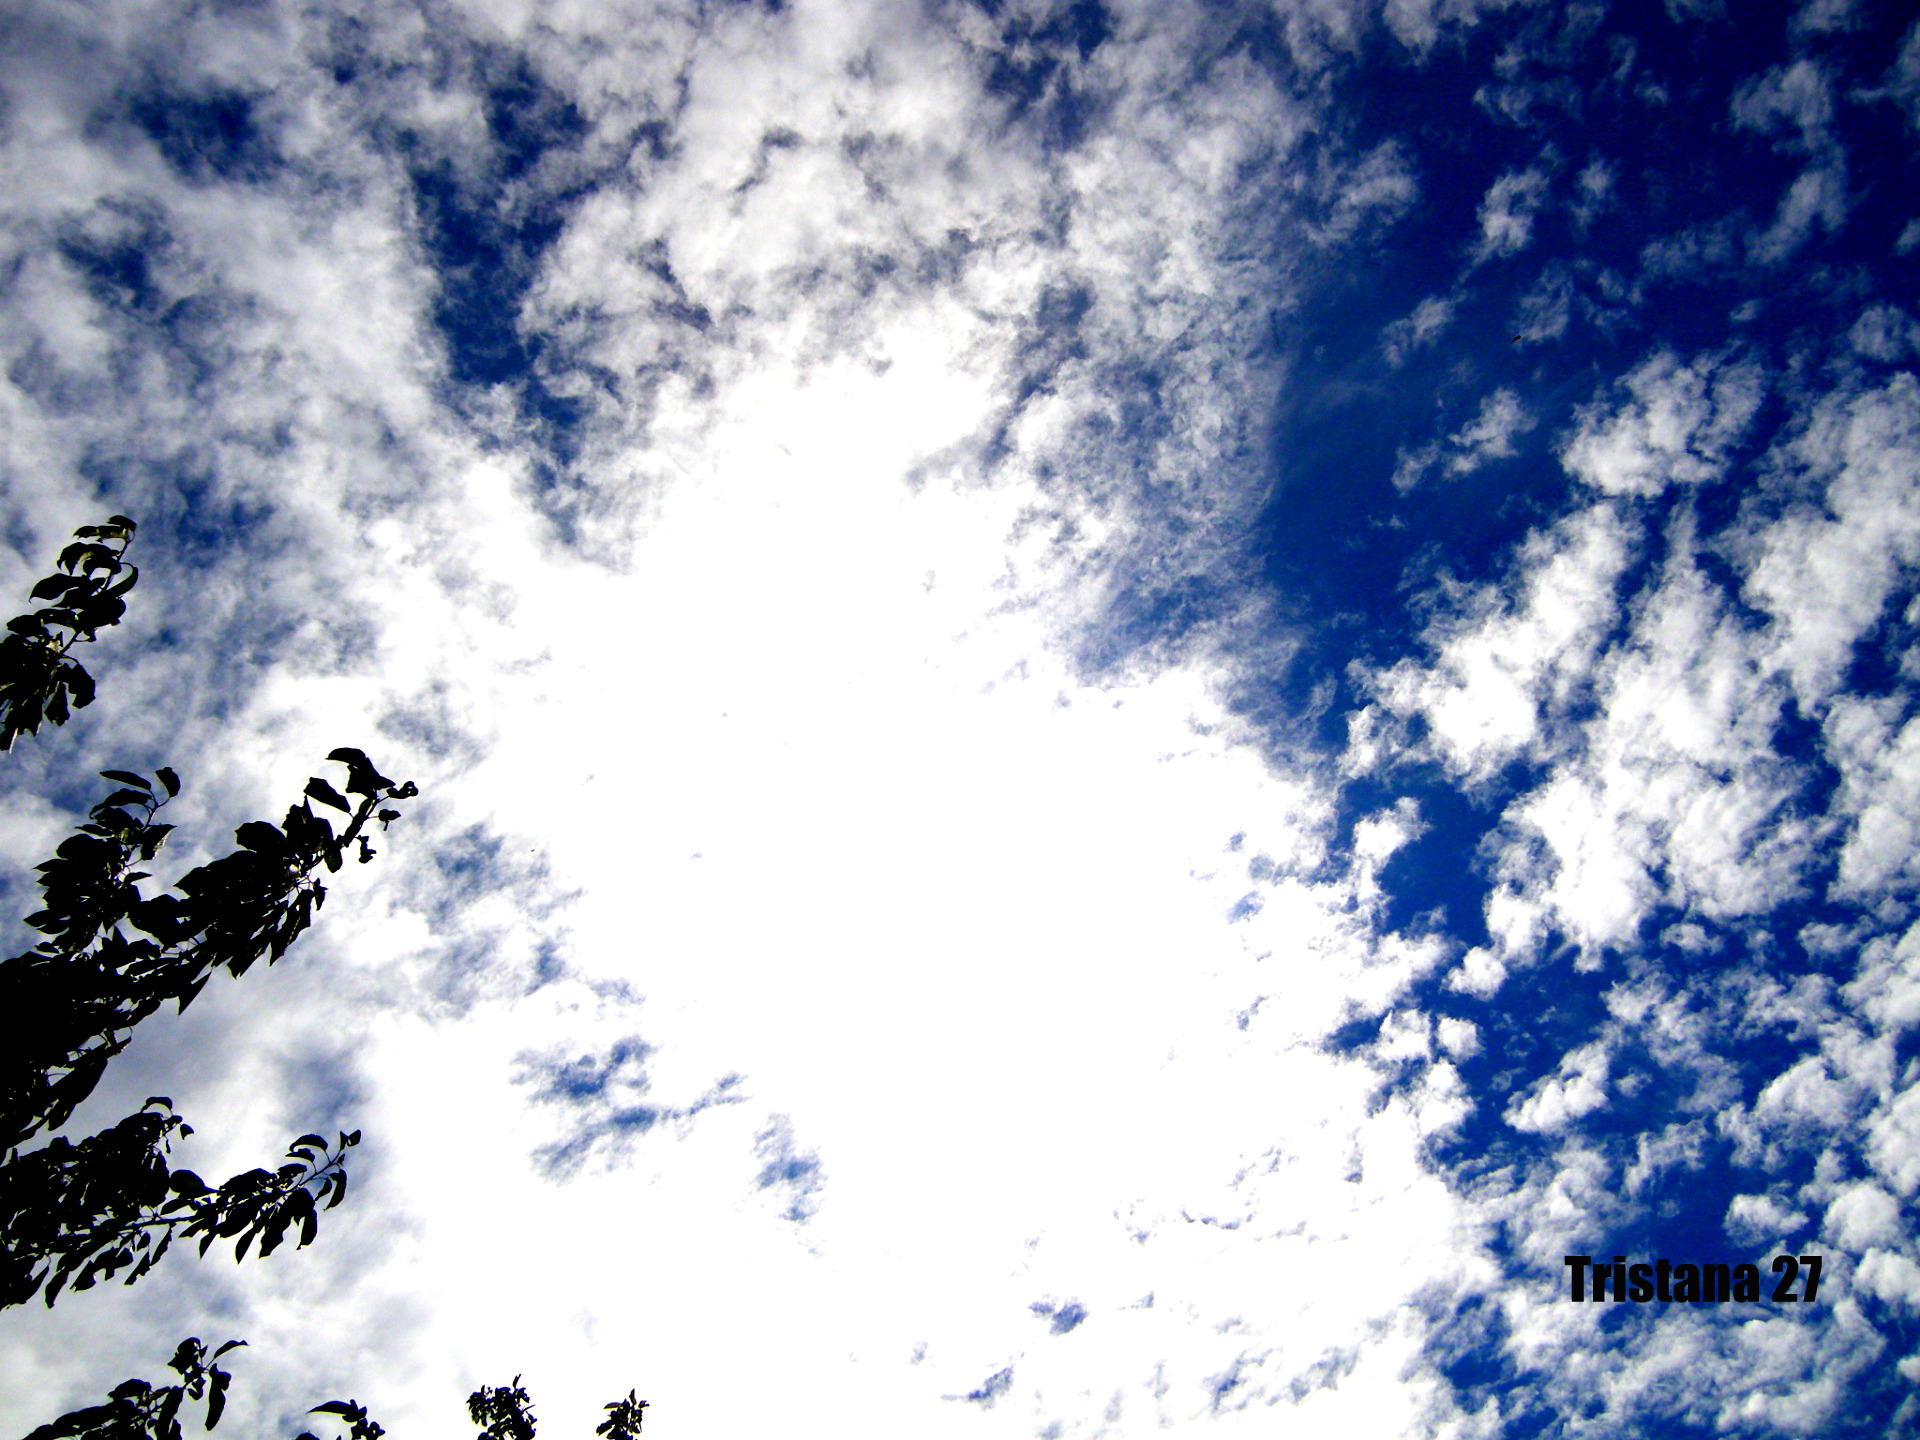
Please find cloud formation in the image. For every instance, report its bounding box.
[4,1,1918,1436]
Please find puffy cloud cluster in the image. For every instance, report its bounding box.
[1560,349,1765,498]
[1348,348,1920,1429]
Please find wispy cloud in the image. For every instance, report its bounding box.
[1472,165,1550,262]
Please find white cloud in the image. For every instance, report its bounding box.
[1731,59,1835,147]
[1742,373,1920,708]
[1825,1183,1904,1250]
[1822,697,1920,899]
[1726,1192,1810,1248]
[1790,0,1861,33]
[1306,138,1419,246]
[1750,158,1849,265]
[1511,263,1572,343]
[1370,503,1634,781]
[6,2,1917,1434]
[1560,348,1764,497]
[1850,303,1919,362]
[1857,1249,1920,1309]
[1380,292,1455,365]
[1383,0,1540,55]
[1472,165,1549,261]
[1436,1015,1481,1059]
[1572,155,1615,231]
[1727,61,1849,264]
[1445,387,1534,473]
[1506,1040,1609,1132]
[1881,19,1920,131]
[1843,921,1920,1032]
[1392,386,1535,491]
[1868,1084,1920,1197]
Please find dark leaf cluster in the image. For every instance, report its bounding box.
[464,1379,647,1440]
[596,1391,648,1440]
[468,1378,537,1440]
[21,1337,244,1440]
[296,1400,385,1440]
[1,528,647,1440]
[0,751,406,1309]
[0,1101,357,1308]
[3,752,416,1154]
[0,517,137,752]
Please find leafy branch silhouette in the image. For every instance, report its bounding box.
[466,1379,647,1440]
[4,525,649,1436]
[19,1337,246,1440]
[0,516,138,752]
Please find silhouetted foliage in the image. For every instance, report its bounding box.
[469,1378,538,1440]
[20,1337,244,1440]
[0,517,137,752]
[596,1391,648,1439]
[0,1102,357,1308]
[466,1378,648,1440]
[0,751,414,1309]
[296,1400,385,1440]
[2,754,417,1155]
[5,525,645,1437]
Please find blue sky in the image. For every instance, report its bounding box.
[2,0,1919,1436]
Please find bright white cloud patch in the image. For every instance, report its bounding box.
[1560,348,1765,497]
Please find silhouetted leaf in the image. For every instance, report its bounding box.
[207,1367,232,1429]
[234,821,286,855]
[595,1389,649,1439]
[304,777,352,813]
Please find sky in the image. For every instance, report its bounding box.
[1,0,1918,1436]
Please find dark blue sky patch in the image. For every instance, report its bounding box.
[1029,1298,1087,1335]
[432,823,513,901]
[124,89,276,184]
[514,1035,744,1180]
[1165,35,1920,1418]
[528,941,565,990]
[408,161,565,390]
[1420,1290,1550,1432]
[1076,564,1250,679]
[391,47,602,492]
[148,470,271,573]
[43,212,270,421]
[521,1036,656,1105]
[1206,1353,1250,1411]
[56,217,169,320]
[753,1114,824,1223]
[977,0,1110,152]
[952,1365,1013,1407]
[1342,775,1503,946]
[1202,0,1920,760]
